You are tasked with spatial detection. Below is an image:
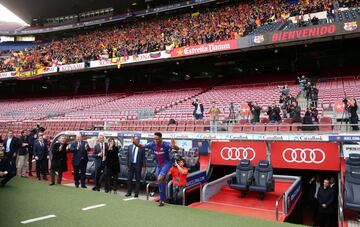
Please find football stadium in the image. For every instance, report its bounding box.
[0,0,359,226]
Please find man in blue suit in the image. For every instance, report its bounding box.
[33,132,49,180]
[125,137,145,198]
[69,134,89,188]
[92,134,108,191]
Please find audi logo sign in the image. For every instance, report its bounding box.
[211,141,267,166]
[282,148,326,164]
[271,142,339,171]
[220,147,256,161]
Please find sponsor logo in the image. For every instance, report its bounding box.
[344,21,357,32]
[59,63,85,72]
[253,35,264,44]
[220,147,256,161]
[282,148,325,164]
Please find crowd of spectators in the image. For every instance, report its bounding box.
[1,0,358,72]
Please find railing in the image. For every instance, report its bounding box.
[338,172,344,227]
[201,172,236,202]
[275,193,285,222]
[103,120,360,133]
[146,181,158,200]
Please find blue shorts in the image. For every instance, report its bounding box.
[156,162,172,178]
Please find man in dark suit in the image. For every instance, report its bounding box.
[50,136,68,185]
[125,137,145,198]
[92,135,108,191]
[192,99,204,120]
[329,177,338,227]
[69,134,89,188]
[28,129,37,176]
[0,149,15,187]
[2,130,20,172]
[317,178,335,227]
[33,132,49,180]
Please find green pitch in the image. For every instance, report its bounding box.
[0,178,299,227]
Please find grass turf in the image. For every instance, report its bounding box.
[0,177,300,227]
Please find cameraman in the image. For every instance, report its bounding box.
[289,101,302,123]
[309,84,319,108]
[267,102,281,123]
[249,102,261,124]
[169,158,188,204]
[345,98,359,131]
[278,85,289,96]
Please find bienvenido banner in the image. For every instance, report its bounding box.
[171,40,237,58]
[271,24,337,42]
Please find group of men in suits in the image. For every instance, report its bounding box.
[92,135,144,196]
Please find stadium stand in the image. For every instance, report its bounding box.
[1,1,359,72]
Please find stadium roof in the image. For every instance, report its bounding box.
[0,0,145,23]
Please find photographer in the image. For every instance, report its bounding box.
[305,81,312,107]
[278,85,289,96]
[345,98,359,131]
[301,111,316,131]
[249,102,261,124]
[309,105,319,123]
[280,95,291,118]
[192,99,204,120]
[169,158,188,204]
[289,101,302,123]
[297,75,307,95]
[310,84,319,108]
[267,102,281,123]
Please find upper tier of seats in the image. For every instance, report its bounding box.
[1,1,359,72]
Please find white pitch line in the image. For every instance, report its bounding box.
[81,204,106,211]
[123,198,137,201]
[21,215,56,224]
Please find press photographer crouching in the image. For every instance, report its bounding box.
[344,98,359,131]
[0,148,15,187]
[169,157,188,204]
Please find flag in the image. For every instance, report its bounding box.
[117,57,123,69]
[165,43,175,53]
[150,51,161,58]
[191,12,200,17]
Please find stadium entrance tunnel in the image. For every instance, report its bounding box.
[273,169,339,225]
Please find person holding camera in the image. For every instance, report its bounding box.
[310,84,319,108]
[169,158,188,204]
[346,98,359,131]
[192,99,204,120]
[249,102,261,124]
[267,102,281,123]
[289,101,302,123]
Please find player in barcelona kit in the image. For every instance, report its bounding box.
[132,132,179,206]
